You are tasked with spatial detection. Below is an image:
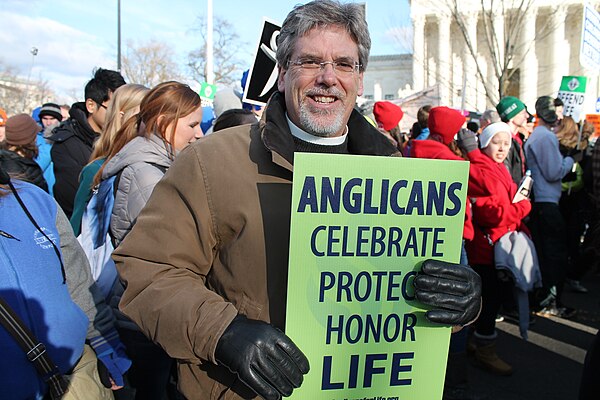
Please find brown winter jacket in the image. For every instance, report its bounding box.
[113,92,399,399]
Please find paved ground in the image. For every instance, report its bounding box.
[467,269,600,400]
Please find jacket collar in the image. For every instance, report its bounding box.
[69,102,99,141]
[260,92,399,171]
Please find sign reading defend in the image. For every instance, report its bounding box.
[285,154,469,400]
[557,76,588,123]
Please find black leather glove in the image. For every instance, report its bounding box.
[456,128,478,153]
[215,315,310,400]
[562,170,578,182]
[568,149,583,163]
[413,259,482,326]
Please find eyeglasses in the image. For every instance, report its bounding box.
[95,102,108,110]
[287,58,362,75]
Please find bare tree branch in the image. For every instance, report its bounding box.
[0,59,56,114]
[445,0,559,105]
[187,16,250,87]
[121,39,183,88]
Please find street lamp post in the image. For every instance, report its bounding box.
[206,0,214,84]
[22,46,38,111]
[117,0,121,71]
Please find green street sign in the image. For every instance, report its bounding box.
[198,82,217,101]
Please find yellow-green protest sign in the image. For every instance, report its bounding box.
[286,153,469,400]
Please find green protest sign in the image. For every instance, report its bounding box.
[198,82,217,101]
[557,76,588,123]
[286,153,469,400]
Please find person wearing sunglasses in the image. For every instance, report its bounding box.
[48,68,125,218]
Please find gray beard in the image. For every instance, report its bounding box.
[299,102,345,138]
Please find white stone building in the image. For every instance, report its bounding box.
[0,75,55,115]
[362,54,413,101]
[410,0,600,113]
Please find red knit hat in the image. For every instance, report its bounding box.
[373,101,404,131]
[428,106,466,144]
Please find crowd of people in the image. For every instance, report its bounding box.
[368,94,600,398]
[1,0,598,399]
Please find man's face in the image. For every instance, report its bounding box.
[277,26,364,137]
[41,115,59,129]
[556,105,564,121]
[510,108,529,129]
[86,93,112,133]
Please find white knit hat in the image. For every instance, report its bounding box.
[479,122,512,149]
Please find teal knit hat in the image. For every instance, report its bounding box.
[496,96,526,122]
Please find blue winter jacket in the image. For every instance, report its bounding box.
[34,132,55,195]
[524,125,574,204]
[0,181,88,399]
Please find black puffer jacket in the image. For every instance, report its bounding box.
[503,137,526,185]
[0,149,48,192]
[47,102,98,218]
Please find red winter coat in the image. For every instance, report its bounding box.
[464,149,531,265]
[410,140,476,240]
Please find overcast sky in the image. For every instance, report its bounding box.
[2,0,412,102]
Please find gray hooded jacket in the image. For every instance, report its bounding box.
[101,133,173,330]
[101,133,173,247]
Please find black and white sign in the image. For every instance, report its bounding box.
[242,19,281,107]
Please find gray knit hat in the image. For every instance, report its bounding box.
[38,102,63,121]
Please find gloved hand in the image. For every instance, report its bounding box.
[215,315,309,400]
[562,170,578,183]
[568,149,583,163]
[456,128,478,153]
[413,259,482,326]
[89,330,132,389]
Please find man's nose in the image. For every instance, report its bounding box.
[316,63,338,86]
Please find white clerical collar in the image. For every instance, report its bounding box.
[286,114,348,145]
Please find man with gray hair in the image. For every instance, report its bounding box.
[480,109,500,131]
[114,2,482,399]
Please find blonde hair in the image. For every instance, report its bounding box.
[90,83,149,162]
[92,81,200,186]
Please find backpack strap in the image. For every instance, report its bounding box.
[0,297,69,399]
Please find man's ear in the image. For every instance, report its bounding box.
[357,71,364,97]
[277,66,287,93]
[85,98,97,115]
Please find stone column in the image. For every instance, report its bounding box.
[374,82,382,101]
[551,5,569,94]
[412,15,426,92]
[519,7,538,108]
[477,54,488,111]
[463,12,478,110]
[492,12,505,69]
[437,15,451,105]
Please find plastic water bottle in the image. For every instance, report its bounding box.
[513,170,533,203]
